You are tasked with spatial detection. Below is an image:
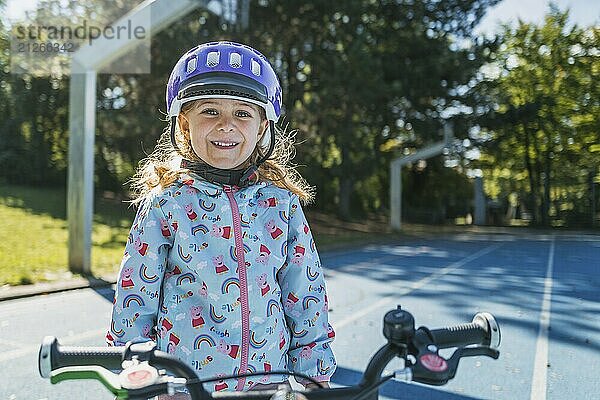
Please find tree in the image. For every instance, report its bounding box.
[0,0,140,187]
[1,0,502,224]
[237,0,500,219]
[473,6,600,226]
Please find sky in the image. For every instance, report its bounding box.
[475,0,600,36]
[3,0,599,33]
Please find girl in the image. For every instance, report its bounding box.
[107,41,336,393]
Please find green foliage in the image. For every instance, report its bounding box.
[237,0,499,218]
[472,8,600,226]
[0,183,133,285]
[1,0,499,222]
[404,157,474,222]
[0,0,136,187]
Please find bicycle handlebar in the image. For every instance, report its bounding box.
[40,338,207,400]
[429,312,501,350]
[39,306,501,400]
[39,336,126,375]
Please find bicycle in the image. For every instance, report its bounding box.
[38,305,501,400]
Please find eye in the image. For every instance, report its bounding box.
[235,110,252,118]
[200,108,218,115]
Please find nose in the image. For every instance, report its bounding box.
[217,115,235,132]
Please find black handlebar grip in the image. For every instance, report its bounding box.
[429,312,501,349]
[430,322,487,349]
[39,336,125,378]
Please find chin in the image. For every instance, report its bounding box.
[210,161,244,170]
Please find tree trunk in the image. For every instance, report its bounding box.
[523,126,538,224]
[339,177,353,221]
[338,142,353,220]
[530,126,545,225]
[542,149,552,226]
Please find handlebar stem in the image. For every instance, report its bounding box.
[356,343,402,400]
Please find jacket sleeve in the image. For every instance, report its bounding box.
[106,194,173,346]
[277,193,336,384]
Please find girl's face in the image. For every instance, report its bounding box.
[178,98,268,170]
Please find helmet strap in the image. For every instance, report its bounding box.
[257,121,276,165]
[169,116,184,155]
[180,159,258,187]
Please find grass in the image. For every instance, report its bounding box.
[0,183,401,286]
[0,184,134,286]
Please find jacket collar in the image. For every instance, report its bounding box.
[178,173,267,195]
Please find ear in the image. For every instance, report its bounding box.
[258,119,269,139]
[177,113,190,134]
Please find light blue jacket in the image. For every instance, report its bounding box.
[107,174,336,391]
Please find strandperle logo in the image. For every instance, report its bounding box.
[9,12,151,76]
[13,19,147,46]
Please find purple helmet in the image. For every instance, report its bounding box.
[166,41,282,123]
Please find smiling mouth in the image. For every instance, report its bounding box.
[211,141,239,149]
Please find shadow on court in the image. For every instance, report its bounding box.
[91,283,115,302]
[332,366,482,400]
[323,238,600,354]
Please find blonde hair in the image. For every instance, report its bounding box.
[130,103,314,205]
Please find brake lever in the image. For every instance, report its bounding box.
[409,345,500,386]
[50,366,127,398]
[452,346,500,360]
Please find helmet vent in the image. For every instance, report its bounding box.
[186,57,197,74]
[206,51,220,67]
[251,59,261,76]
[229,52,242,68]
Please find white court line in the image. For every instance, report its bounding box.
[334,243,502,329]
[0,328,106,362]
[530,236,555,400]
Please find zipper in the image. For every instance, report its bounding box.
[223,185,250,390]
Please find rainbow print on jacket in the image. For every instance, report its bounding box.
[107,174,336,391]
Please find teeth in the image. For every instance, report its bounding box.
[213,141,238,147]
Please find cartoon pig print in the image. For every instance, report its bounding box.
[185,204,198,221]
[141,324,152,338]
[134,237,148,256]
[185,184,199,195]
[167,333,180,354]
[190,305,205,328]
[214,374,228,391]
[265,219,283,239]
[159,218,171,237]
[211,224,231,239]
[199,281,208,297]
[120,267,135,289]
[291,245,305,265]
[159,318,173,338]
[258,197,277,208]
[217,339,240,359]
[278,330,286,350]
[164,265,182,280]
[255,273,270,296]
[255,244,271,264]
[213,255,229,274]
[303,223,310,234]
[259,362,272,383]
[299,342,316,359]
[284,292,299,311]
[326,323,336,339]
